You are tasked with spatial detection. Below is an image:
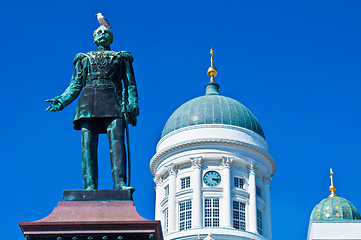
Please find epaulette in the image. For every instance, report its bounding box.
[119,51,134,63]
[73,53,87,65]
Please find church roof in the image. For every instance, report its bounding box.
[310,195,361,221]
[310,169,361,221]
[161,82,265,138]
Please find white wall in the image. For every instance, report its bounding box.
[307,221,361,240]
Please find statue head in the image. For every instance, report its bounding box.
[93,25,113,48]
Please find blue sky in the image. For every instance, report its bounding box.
[2,1,361,239]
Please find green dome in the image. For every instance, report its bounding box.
[161,82,265,138]
[310,195,361,221]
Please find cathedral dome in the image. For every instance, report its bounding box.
[310,169,361,221]
[161,82,265,139]
[310,195,361,221]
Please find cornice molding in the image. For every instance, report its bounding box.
[150,138,275,177]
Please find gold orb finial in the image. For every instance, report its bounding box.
[328,168,338,197]
[207,49,218,82]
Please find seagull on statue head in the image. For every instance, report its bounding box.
[96,13,113,29]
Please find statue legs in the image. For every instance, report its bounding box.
[80,118,131,191]
[106,118,127,190]
[81,122,99,190]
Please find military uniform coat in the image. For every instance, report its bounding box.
[56,50,138,133]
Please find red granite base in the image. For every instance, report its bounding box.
[19,200,162,240]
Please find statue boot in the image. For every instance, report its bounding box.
[115,177,135,193]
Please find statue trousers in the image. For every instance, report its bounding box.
[80,117,126,190]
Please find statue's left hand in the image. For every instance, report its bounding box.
[46,98,63,112]
[127,103,139,117]
[127,103,139,127]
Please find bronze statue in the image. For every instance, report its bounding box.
[46,26,139,191]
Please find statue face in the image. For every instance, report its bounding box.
[93,27,113,47]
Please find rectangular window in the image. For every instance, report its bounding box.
[179,200,192,230]
[164,208,168,233]
[204,198,220,227]
[164,185,169,197]
[233,201,246,230]
[181,177,190,189]
[257,209,263,235]
[256,185,262,197]
[234,177,244,189]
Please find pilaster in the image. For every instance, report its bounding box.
[154,176,163,220]
[221,156,233,228]
[191,157,203,228]
[248,164,258,234]
[263,176,272,239]
[166,163,178,233]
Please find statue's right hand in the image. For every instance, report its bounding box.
[46,98,63,112]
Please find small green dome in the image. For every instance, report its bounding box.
[161,82,265,138]
[310,195,361,221]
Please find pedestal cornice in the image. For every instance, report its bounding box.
[19,191,163,240]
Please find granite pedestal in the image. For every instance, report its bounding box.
[19,190,162,240]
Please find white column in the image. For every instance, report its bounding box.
[167,163,178,233]
[221,156,233,228]
[154,176,163,220]
[263,176,272,239]
[248,164,258,234]
[191,156,203,228]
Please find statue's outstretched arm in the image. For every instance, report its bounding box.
[46,54,87,111]
[46,97,63,112]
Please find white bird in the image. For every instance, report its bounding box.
[96,13,113,28]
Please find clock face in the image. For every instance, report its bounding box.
[203,171,221,186]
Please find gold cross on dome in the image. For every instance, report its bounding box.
[329,168,337,197]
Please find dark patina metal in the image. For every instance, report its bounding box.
[46,26,139,191]
[63,190,133,201]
